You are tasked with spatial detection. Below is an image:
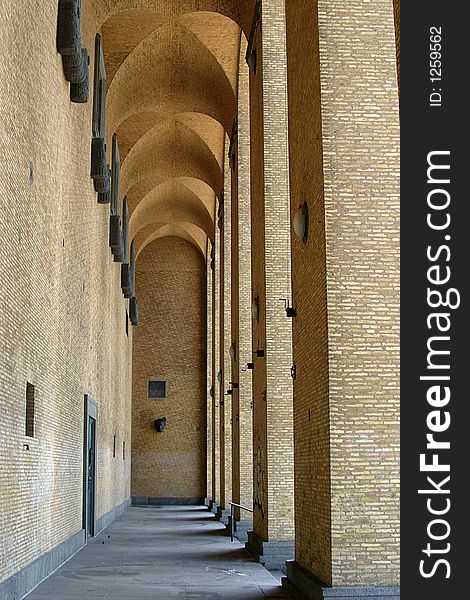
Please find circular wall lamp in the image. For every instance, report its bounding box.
[293,201,309,243]
[251,296,260,321]
[229,343,236,361]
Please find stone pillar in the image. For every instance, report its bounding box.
[246,0,295,570]
[283,1,399,597]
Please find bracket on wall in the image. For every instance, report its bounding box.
[279,298,297,318]
[245,0,262,73]
[228,116,238,169]
[130,296,139,326]
[217,190,224,230]
[56,1,89,103]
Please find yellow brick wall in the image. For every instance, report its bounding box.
[132,237,207,499]
[394,0,400,88]
[249,20,269,541]
[237,34,254,512]
[286,0,399,586]
[206,241,213,498]
[0,0,131,583]
[285,0,332,584]
[223,146,233,508]
[218,198,226,507]
[230,141,241,510]
[249,1,295,542]
[318,0,400,585]
[213,221,221,502]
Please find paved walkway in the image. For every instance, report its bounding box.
[26,506,291,599]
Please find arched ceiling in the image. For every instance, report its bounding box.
[135,223,207,258]
[98,1,244,256]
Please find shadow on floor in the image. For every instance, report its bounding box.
[25,505,291,600]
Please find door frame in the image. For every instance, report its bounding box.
[83,394,97,538]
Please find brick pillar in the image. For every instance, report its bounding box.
[283,1,399,597]
[211,219,221,512]
[206,240,213,504]
[229,34,253,535]
[246,0,294,570]
[230,116,241,518]
[221,153,232,519]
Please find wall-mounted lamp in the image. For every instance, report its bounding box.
[217,370,223,384]
[251,296,260,321]
[246,362,255,370]
[229,343,236,361]
[293,201,309,243]
[279,298,297,318]
[253,349,265,358]
[209,386,214,398]
[154,417,167,432]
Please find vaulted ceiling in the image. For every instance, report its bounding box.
[96,1,254,257]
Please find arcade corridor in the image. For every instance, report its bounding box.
[0,1,400,599]
[25,506,290,600]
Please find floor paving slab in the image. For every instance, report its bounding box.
[25,506,291,600]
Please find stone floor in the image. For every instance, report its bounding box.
[25,505,292,599]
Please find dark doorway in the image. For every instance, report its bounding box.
[83,395,97,538]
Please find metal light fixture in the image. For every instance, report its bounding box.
[251,296,260,321]
[217,370,223,384]
[229,342,236,361]
[154,417,167,432]
[293,201,309,243]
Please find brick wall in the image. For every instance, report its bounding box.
[249,0,295,542]
[132,237,207,499]
[0,0,131,583]
[222,148,233,508]
[285,0,400,586]
[285,0,332,583]
[206,240,213,499]
[237,34,254,512]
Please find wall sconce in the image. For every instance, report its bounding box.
[154,417,167,432]
[251,296,260,321]
[209,386,214,398]
[279,298,297,318]
[229,343,236,361]
[246,362,255,370]
[253,349,265,358]
[293,201,309,243]
[217,370,223,384]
